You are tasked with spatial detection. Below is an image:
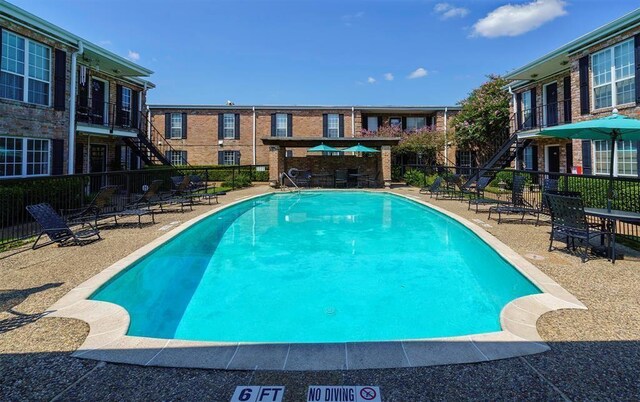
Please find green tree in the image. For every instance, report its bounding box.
[452,74,511,163]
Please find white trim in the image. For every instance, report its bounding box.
[0,135,51,179]
[592,139,639,177]
[590,38,636,111]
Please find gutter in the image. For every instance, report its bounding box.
[444,107,448,162]
[351,106,355,137]
[67,41,84,174]
[252,106,256,164]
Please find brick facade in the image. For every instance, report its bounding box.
[149,107,457,167]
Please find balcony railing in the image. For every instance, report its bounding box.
[512,99,572,133]
[76,101,138,132]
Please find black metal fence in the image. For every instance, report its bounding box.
[402,165,640,245]
[0,165,269,247]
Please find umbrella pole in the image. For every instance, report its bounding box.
[607,132,618,212]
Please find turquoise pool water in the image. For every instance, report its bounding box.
[91,191,540,343]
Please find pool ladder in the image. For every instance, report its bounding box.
[280,172,301,193]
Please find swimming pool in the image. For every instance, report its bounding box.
[91,191,541,343]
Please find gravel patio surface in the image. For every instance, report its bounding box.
[1,185,639,401]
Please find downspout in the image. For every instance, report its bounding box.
[443,107,448,164]
[252,106,256,164]
[351,106,355,137]
[67,41,84,174]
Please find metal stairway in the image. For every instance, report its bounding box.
[463,134,532,187]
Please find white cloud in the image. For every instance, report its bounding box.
[341,11,364,26]
[367,76,376,84]
[434,3,469,20]
[472,0,567,38]
[407,68,428,79]
[384,73,394,81]
[127,50,140,62]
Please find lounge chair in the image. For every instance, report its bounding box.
[335,169,348,188]
[26,203,101,249]
[435,175,464,200]
[367,172,380,188]
[419,176,443,197]
[487,176,532,223]
[466,177,493,212]
[129,180,193,212]
[546,193,612,262]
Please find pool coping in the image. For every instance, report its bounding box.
[46,189,587,371]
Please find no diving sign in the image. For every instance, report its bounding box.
[307,386,381,402]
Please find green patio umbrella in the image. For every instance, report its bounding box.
[307,143,342,153]
[540,109,640,211]
[341,143,380,153]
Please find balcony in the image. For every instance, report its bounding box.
[76,101,139,137]
[512,99,572,135]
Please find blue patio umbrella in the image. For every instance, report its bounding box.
[540,109,640,211]
[307,143,342,153]
[341,143,380,153]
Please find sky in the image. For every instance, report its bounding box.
[8,0,640,106]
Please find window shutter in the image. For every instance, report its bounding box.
[51,139,64,175]
[235,151,241,165]
[563,76,572,123]
[165,151,172,163]
[53,49,66,111]
[530,88,537,128]
[401,117,407,130]
[218,113,224,139]
[218,151,224,165]
[579,56,590,115]
[581,140,592,175]
[116,85,123,126]
[235,113,240,140]
[271,113,276,136]
[287,113,293,137]
[339,114,344,137]
[75,143,84,174]
[532,145,539,171]
[114,145,122,170]
[132,90,139,128]
[165,113,171,137]
[566,143,573,171]
[322,114,328,137]
[516,93,522,130]
[362,115,368,130]
[635,35,640,105]
[181,112,187,139]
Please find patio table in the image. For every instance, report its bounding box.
[584,208,640,263]
[349,173,369,188]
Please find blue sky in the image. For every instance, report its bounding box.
[8,0,640,106]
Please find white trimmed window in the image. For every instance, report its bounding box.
[593,140,638,176]
[591,39,635,109]
[0,136,50,178]
[170,113,183,138]
[275,114,288,137]
[0,30,51,106]
[406,117,427,131]
[222,150,237,165]
[223,114,235,139]
[327,114,339,137]
[121,87,132,125]
[167,150,187,165]
[521,90,533,128]
[523,146,534,170]
[367,116,378,132]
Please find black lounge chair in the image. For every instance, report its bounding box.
[367,172,380,188]
[546,193,612,263]
[435,175,464,200]
[335,169,348,188]
[419,176,443,197]
[130,180,192,212]
[27,203,101,249]
[487,176,532,223]
[466,177,493,212]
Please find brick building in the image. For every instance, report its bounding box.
[147,105,459,166]
[0,2,158,179]
[506,8,640,178]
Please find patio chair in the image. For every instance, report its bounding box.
[367,172,380,188]
[129,180,193,212]
[419,176,442,197]
[487,176,533,223]
[335,169,348,188]
[535,188,582,226]
[26,203,101,249]
[295,170,312,188]
[64,185,120,226]
[435,175,464,200]
[546,193,612,263]
[171,175,193,196]
[466,177,492,212]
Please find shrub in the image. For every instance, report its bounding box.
[403,169,439,188]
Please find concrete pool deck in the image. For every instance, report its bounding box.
[2,184,640,400]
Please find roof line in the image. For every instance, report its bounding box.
[147,104,461,110]
[505,7,640,80]
[0,1,153,77]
